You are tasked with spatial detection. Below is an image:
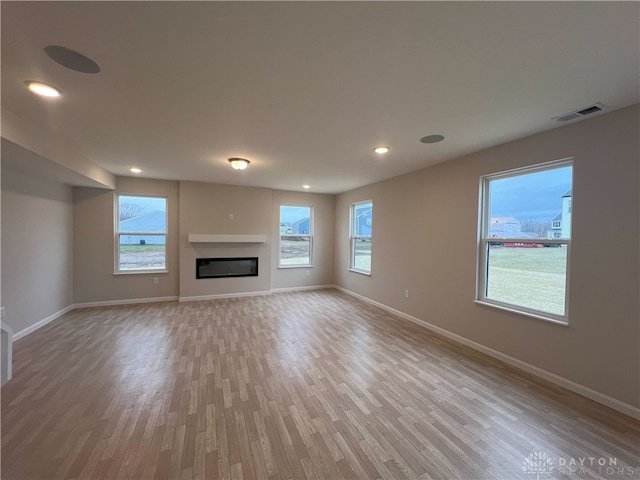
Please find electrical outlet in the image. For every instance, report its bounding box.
[404,290,409,298]
[229,213,234,220]
[154,277,159,285]
[306,270,311,276]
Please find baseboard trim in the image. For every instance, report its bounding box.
[179,290,272,302]
[12,305,74,342]
[1,321,14,384]
[73,296,179,309]
[271,285,335,293]
[334,286,640,420]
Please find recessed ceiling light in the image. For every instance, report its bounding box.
[373,146,390,154]
[129,167,143,174]
[420,134,445,144]
[302,184,311,189]
[45,45,101,74]
[228,158,250,170]
[25,81,60,97]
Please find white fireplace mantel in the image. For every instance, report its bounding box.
[188,234,267,243]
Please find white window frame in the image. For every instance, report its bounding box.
[349,200,373,275]
[115,193,168,274]
[475,159,573,325]
[278,204,313,268]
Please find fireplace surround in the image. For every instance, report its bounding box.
[196,257,258,279]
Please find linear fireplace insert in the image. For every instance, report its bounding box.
[196,257,258,279]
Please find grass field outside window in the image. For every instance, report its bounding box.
[116,195,167,272]
[486,246,567,315]
[477,160,572,323]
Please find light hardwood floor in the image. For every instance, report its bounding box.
[2,290,638,479]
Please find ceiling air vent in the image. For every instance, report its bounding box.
[576,105,603,116]
[556,113,582,122]
[553,103,607,123]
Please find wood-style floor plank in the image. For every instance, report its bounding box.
[2,290,639,479]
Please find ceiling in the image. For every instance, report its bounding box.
[2,1,638,194]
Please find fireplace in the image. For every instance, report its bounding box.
[196,257,258,279]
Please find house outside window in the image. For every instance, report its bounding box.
[350,201,372,274]
[477,160,573,324]
[279,205,313,267]
[115,195,167,273]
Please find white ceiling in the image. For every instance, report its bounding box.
[2,1,638,194]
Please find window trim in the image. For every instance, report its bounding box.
[278,204,313,268]
[476,158,573,325]
[349,200,373,274]
[114,193,168,274]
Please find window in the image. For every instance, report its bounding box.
[115,195,167,272]
[477,160,573,324]
[279,205,312,267]
[350,201,372,274]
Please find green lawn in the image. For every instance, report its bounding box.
[280,238,311,265]
[119,244,165,252]
[487,246,567,315]
[353,241,371,271]
[119,244,166,269]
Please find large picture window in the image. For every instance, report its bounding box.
[279,205,313,267]
[115,195,167,273]
[350,201,372,274]
[477,160,572,324]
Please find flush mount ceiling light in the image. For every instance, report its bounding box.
[420,134,445,144]
[25,81,60,97]
[302,184,311,189]
[373,146,390,154]
[228,158,250,170]
[45,45,101,74]
[129,167,143,174]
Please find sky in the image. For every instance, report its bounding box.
[122,167,571,225]
[489,165,572,221]
[280,206,310,224]
[122,196,311,224]
[120,195,166,213]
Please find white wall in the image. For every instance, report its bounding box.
[1,166,74,336]
[335,105,640,409]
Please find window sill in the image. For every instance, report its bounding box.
[278,265,314,269]
[348,268,371,276]
[474,299,568,326]
[114,270,169,276]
